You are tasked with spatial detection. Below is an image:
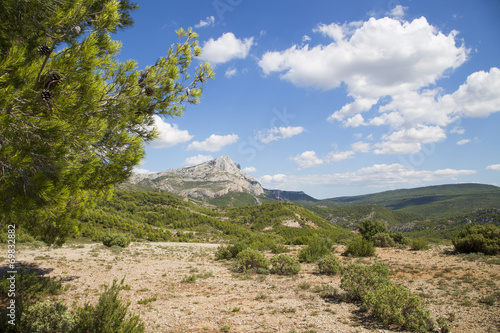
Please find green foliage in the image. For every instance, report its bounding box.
[372,232,396,247]
[363,281,434,332]
[298,237,335,263]
[358,220,388,240]
[390,231,410,245]
[20,300,75,333]
[0,268,63,332]
[437,316,451,333]
[340,263,390,301]
[0,0,213,245]
[234,248,270,272]
[410,238,430,251]
[102,232,131,248]
[74,278,145,333]
[452,224,500,255]
[270,254,301,275]
[344,237,375,257]
[317,254,341,275]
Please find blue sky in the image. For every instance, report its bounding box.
[116,0,500,199]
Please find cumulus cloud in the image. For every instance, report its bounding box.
[260,174,287,187]
[456,139,470,145]
[256,126,305,144]
[195,16,215,28]
[486,164,500,171]
[243,166,257,173]
[292,151,324,169]
[183,154,214,166]
[201,32,254,65]
[132,167,155,175]
[187,134,239,152]
[149,115,193,148]
[256,16,500,155]
[260,164,476,190]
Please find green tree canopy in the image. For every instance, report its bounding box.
[0,0,214,245]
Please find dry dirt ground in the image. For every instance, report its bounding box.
[3,242,500,333]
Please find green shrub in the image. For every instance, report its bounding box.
[452,224,500,255]
[390,231,410,245]
[340,263,390,301]
[102,232,131,248]
[363,281,434,332]
[270,254,301,275]
[437,316,451,333]
[344,237,375,257]
[298,237,334,263]
[317,254,341,275]
[372,233,396,248]
[74,278,144,333]
[215,241,248,260]
[269,242,289,254]
[234,248,269,272]
[0,268,62,331]
[20,300,75,333]
[358,220,388,240]
[410,238,429,251]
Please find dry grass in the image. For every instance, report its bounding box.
[3,242,499,333]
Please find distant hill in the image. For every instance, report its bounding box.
[315,183,500,219]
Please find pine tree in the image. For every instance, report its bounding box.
[0,0,214,245]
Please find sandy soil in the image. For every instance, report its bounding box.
[4,242,500,333]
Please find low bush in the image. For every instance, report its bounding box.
[343,237,375,257]
[363,281,434,332]
[298,237,335,263]
[390,231,410,246]
[359,220,388,240]
[20,300,75,333]
[74,278,145,333]
[452,224,500,255]
[317,254,341,275]
[372,233,396,248]
[270,254,301,275]
[214,241,248,260]
[102,232,131,248]
[340,263,389,301]
[410,238,429,251]
[234,248,269,272]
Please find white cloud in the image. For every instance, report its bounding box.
[183,154,214,166]
[451,126,465,135]
[261,164,476,190]
[132,167,155,175]
[225,67,237,78]
[195,16,215,28]
[373,141,421,155]
[326,150,355,162]
[260,174,287,187]
[456,139,470,145]
[292,151,323,169]
[351,141,371,153]
[302,35,311,42]
[389,5,407,19]
[149,115,193,148]
[486,164,500,171]
[242,166,257,173]
[256,126,305,144]
[382,125,447,144]
[187,134,239,152]
[259,17,466,94]
[344,114,366,128]
[201,32,254,65]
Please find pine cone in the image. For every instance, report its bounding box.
[145,87,154,96]
[37,45,51,56]
[40,90,52,102]
[44,73,61,90]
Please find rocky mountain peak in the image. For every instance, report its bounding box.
[121,156,264,199]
